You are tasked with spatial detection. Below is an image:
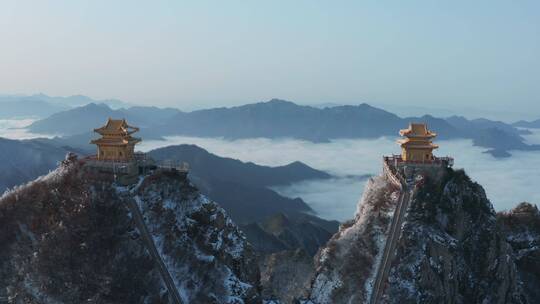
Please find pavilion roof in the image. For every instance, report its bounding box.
[94,118,139,135]
[397,138,439,149]
[399,123,436,138]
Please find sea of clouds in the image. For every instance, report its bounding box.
[138,132,540,222]
[3,118,540,222]
[0,119,56,140]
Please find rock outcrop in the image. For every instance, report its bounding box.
[0,155,261,303]
[384,170,524,304]
[131,170,260,303]
[309,175,399,303]
[498,202,540,303]
[308,168,530,304]
[260,249,314,304]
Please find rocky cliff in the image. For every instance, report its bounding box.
[0,155,261,303]
[260,249,314,303]
[308,168,531,304]
[498,202,540,303]
[308,174,399,303]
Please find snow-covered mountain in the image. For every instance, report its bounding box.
[2,148,539,303]
[0,155,260,303]
[307,168,536,304]
[498,202,540,302]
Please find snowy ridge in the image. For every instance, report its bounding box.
[132,172,260,303]
[309,175,399,303]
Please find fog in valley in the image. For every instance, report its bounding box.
[0,119,47,140]
[139,132,540,221]
[2,119,539,222]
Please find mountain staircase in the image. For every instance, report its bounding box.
[369,162,413,304]
[125,198,184,304]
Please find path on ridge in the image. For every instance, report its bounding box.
[369,176,412,304]
[125,199,184,304]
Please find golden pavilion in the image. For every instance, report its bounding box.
[91,118,141,161]
[397,123,438,162]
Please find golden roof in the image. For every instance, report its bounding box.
[397,138,439,149]
[399,123,436,138]
[94,118,139,135]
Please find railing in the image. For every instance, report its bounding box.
[371,157,412,304]
[83,155,133,164]
[123,197,184,304]
[384,155,454,167]
[83,154,189,175]
[83,156,137,175]
[382,158,403,189]
[134,152,147,161]
[157,160,190,173]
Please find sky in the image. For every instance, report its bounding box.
[1,1,539,117]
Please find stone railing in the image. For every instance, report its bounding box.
[382,156,405,189]
[84,158,138,174]
[384,155,454,168]
[157,160,190,173]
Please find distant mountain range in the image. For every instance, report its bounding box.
[0,138,71,191]
[0,98,68,119]
[514,119,540,129]
[28,103,179,138]
[0,94,131,119]
[26,99,540,158]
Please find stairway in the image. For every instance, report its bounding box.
[125,199,184,304]
[369,179,412,304]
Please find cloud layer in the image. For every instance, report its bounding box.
[140,133,540,222]
[3,119,538,222]
[0,119,53,140]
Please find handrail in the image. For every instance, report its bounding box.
[370,159,411,304]
[125,198,184,304]
[157,161,190,172]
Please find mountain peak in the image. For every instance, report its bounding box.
[266,98,295,105]
[0,155,261,303]
[509,201,539,216]
[309,168,527,303]
[83,102,111,109]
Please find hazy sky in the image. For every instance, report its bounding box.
[1,1,539,116]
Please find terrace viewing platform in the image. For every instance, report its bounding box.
[157,160,190,173]
[384,154,454,169]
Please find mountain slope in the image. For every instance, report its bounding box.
[0,93,132,119]
[0,98,68,119]
[0,138,71,192]
[147,144,331,188]
[147,144,339,257]
[29,98,533,156]
[1,139,337,238]
[162,99,404,141]
[308,169,528,304]
[0,155,261,303]
[27,103,125,135]
[147,145,337,227]
[27,103,180,137]
[498,203,540,303]
[513,119,540,129]
[240,213,336,256]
